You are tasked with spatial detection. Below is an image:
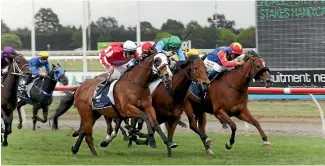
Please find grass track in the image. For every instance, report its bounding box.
[2,129,325,165]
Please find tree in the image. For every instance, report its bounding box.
[207,14,236,32]
[1,33,23,50]
[161,19,185,37]
[95,17,120,41]
[141,21,158,41]
[12,27,31,50]
[154,32,172,42]
[216,29,237,46]
[35,8,62,33]
[237,26,256,48]
[185,21,205,48]
[1,20,11,33]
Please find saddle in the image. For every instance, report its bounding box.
[92,79,114,110]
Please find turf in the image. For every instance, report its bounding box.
[1,129,325,165]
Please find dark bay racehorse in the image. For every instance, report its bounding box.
[116,57,211,157]
[17,63,68,130]
[187,50,273,154]
[1,54,31,146]
[71,52,176,156]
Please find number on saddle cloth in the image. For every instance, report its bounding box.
[92,79,114,110]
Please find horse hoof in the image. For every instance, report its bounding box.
[148,141,157,149]
[17,124,22,129]
[205,138,212,146]
[206,148,215,155]
[128,144,132,148]
[1,142,8,147]
[71,146,78,154]
[225,143,232,150]
[100,141,109,147]
[263,141,271,148]
[72,132,79,137]
[169,142,178,149]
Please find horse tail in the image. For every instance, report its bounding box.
[49,87,78,129]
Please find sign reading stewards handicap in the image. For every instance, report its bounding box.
[256,0,325,69]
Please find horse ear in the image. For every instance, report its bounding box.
[57,62,61,67]
[52,64,56,69]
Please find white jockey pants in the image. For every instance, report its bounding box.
[203,58,234,73]
[105,60,135,82]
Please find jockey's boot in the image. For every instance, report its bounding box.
[17,76,32,99]
[208,70,219,81]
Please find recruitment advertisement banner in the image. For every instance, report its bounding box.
[250,70,325,88]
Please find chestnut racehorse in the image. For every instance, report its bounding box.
[71,52,175,156]
[187,50,273,154]
[100,57,212,157]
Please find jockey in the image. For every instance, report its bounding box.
[139,42,154,58]
[1,46,18,76]
[18,51,51,99]
[204,42,245,80]
[99,40,140,82]
[154,36,186,68]
[171,48,200,61]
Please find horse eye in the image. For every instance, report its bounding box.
[55,71,59,74]
[256,65,261,68]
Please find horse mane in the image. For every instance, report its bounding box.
[120,52,156,78]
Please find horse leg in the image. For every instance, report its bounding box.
[196,112,214,155]
[72,120,83,137]
[116,118,129,141]
[17,100,27,129]
[39,106,48,123]
[135,118,147,138]
[84,110,102,155]
[184,100,213,154]
[127,118,138,148]
[100,117,121,147]
[1,110,13,147]
[144,106,175,157]
[165,118,179,151]
[237,109,271,147]
[215,109,237,150]
[32,105,41,130]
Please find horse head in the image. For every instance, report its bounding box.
[50,63,68,86]
[9,54,31,75]
[242,50,273,88]
[152,52,173,88]
[188,57,210,92]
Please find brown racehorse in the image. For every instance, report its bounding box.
[186,50,273,154]
[1,54,31,146]
[100,57,211,157]
[71,52,175,156]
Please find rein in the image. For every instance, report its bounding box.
[222,56,268,92]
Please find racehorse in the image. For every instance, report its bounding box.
[71,52,175,156]
[99,57,211,155]
[17,63,68,130]
[187,50,273,154]
[105,57,211,157]
[1,54,31,146]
